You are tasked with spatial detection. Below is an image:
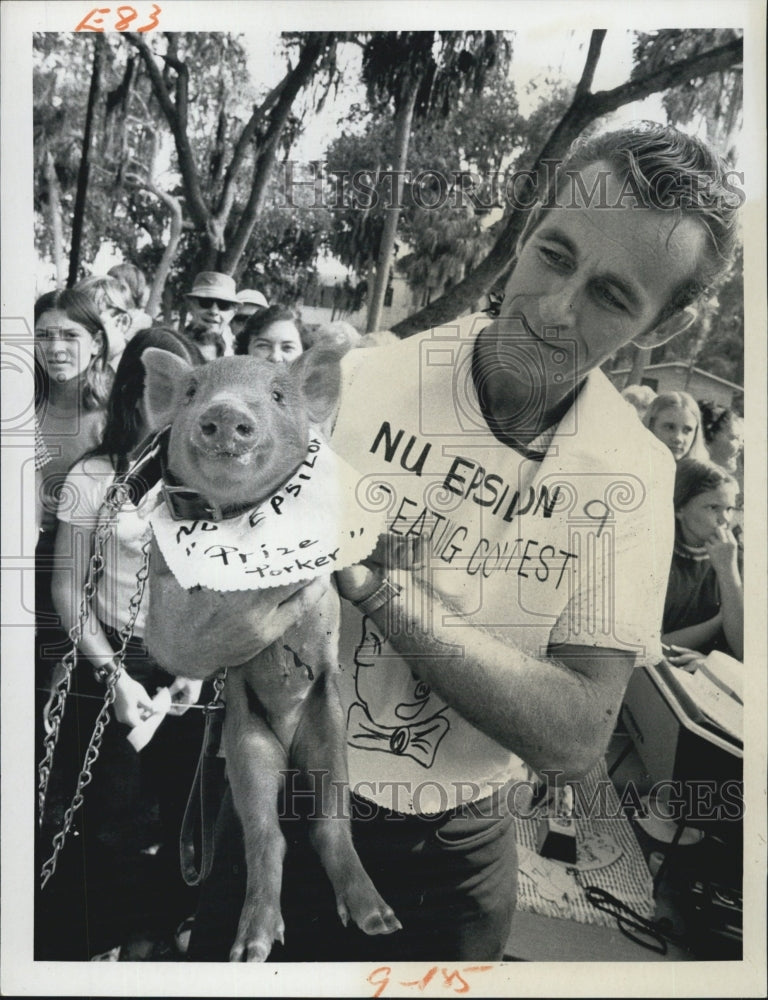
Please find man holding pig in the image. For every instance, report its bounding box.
[145,122,741,960]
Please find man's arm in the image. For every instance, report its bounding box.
[342,567,635,780]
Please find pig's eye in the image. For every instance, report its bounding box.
[185,379,198,402]
[272,389,285,405]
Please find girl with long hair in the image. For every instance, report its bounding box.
[35,288,113,537]
[643,390,709,463]
[662,457,743,661]
[41,327,207,961]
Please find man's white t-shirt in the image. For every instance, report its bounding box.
[331,315,675,814]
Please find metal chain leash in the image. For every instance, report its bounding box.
[38,482,151,890]
[36,484,129,825]
[211,667,228,707]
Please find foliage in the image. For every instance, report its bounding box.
[661,246,744,385]
[323,63,527,304]
[34,31,339,299]
[632,30,743,156]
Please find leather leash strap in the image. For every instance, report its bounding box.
[179,700,226,886]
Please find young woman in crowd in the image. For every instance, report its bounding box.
[644,390,709,463]
[40,327,208,961]
[108,262,150,312]
[234,304,313,363]
[34,288,114,539]
[699,400,744,475]
[108,262,155,340]
[662,457,743,662]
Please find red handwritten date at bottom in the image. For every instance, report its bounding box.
[75,4,161,32]
[368,966,495,998]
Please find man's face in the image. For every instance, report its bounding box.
[188,295,236,334]
[497,161,708,393]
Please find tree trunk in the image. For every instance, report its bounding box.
[146,189,183,318]
[624,345,653,388]
[366,81,419,333]
[67,35,104,287]
[44,150,66,288]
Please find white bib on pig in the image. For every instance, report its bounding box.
[332,314,674,814]
[148,434,386,591]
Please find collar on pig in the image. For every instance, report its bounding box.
[162,469,259,525]
[113,426,261,522]
[161,471,258,522]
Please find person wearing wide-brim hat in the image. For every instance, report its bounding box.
[183,271,241,359]
[231,287,270,339]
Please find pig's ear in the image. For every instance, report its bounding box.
[141,347,193,428]
[292,346,343,425]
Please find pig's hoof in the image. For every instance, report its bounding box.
[336,880,402,937]
[229,903,285,962]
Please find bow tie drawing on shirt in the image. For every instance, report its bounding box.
[346,702,450,767]
[349,614,451,768]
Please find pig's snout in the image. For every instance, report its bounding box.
[196,401,258,456]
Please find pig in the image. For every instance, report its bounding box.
[140,347,401,961]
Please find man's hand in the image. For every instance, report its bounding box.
[705,525,739,576]
[335,532,430,604]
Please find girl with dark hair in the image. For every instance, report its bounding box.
[662,457,743,661]
[234,304,314,362]
[35,288,114,536]
[41,327,207,960]
[698,400,744,474]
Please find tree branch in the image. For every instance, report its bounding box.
[214,75,290,225]
[391,36,742,337]
[125,33,211,230]
[221,34,332,272]
[573,29,606,100]
[586,36,742,119]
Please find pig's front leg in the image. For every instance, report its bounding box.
[223,665,288,962]
[291,672,402,937]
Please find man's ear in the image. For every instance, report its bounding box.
[632,305,698,349]
[141,347,193,429]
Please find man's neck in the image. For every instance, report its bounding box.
[473,327,580,448]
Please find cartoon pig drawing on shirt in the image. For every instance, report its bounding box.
[347,614,450,768]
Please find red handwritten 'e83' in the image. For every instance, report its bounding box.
[75,4,161,32]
